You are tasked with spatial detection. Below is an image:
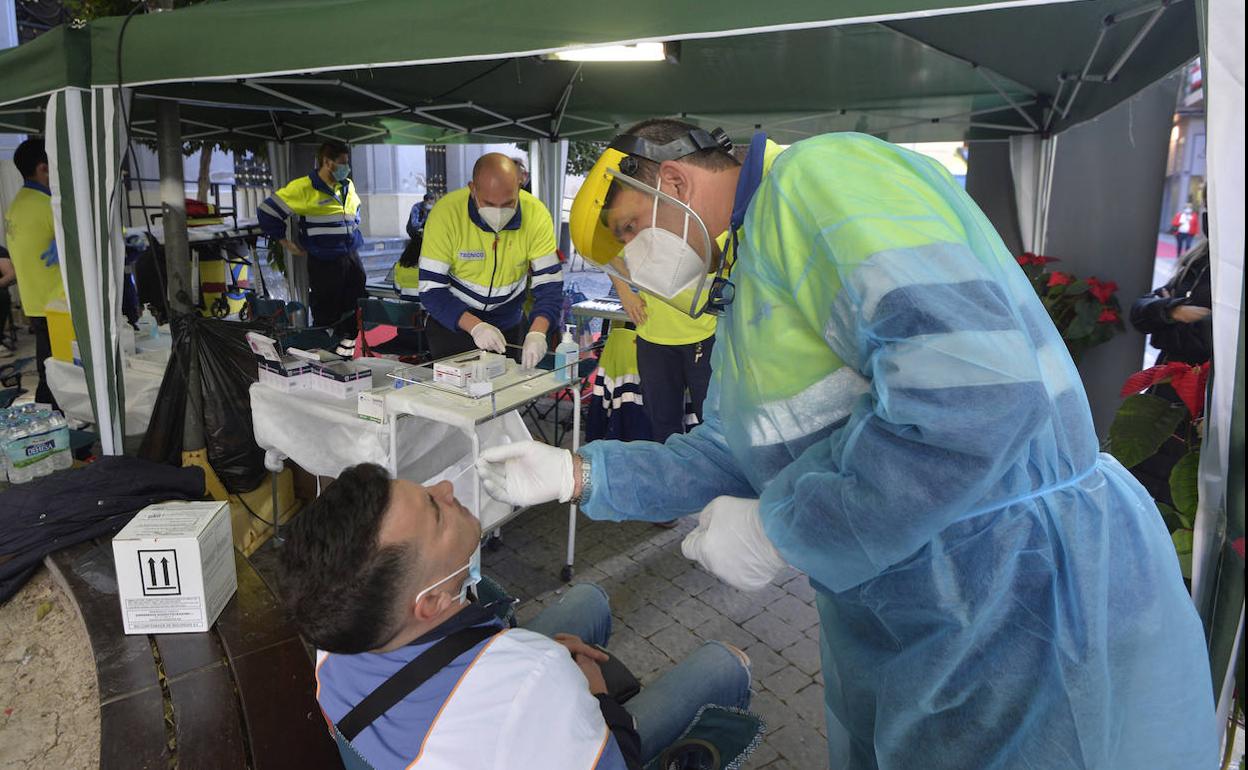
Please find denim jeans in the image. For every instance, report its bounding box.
[524,583,753,764]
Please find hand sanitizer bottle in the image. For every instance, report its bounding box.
[553,325,578,383]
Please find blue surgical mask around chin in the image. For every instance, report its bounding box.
[332,163,351,182]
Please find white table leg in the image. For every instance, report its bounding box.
[562,382,582,582]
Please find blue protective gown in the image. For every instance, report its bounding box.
[580,132,1218,769]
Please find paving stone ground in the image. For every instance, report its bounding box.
[479,499,830,770]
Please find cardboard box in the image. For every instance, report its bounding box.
[357,387,389,423]
[257,356,313,393]
[112,501,237,635]
[433,351,506,388]
[314,361,373,399]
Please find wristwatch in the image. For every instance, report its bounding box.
[572,452,592,505]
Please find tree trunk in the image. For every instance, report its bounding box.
[196,144,213,203]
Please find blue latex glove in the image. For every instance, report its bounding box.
[40,242,58,268]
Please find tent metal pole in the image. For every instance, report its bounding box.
[1103,6,1167,82]
[244,82,332,115]
[334,81,408,109]
[1061,25,1108,120]
[550,65,582,138]
[977,68,1039,130]
[1105,0,1172,25]
[967,121,1036,132]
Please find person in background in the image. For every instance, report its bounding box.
[0,245,15,359]
[513,156,532,193]
[393,154,561,368]
[405,192,435,241]
[1170,201,1201,255]
[1128,195,1212,508]
[3,139,63,406]
[258,140,365,357]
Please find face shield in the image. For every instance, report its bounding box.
[605,172,716,316]
[570,129,734,318]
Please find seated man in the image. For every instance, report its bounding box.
[280,463,751,770]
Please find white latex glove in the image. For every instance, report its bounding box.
[469,321,507,354]
[477,441,575,506]
[681,497,789,592]
[521,331,548,369]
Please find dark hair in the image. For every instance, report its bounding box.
[603,119,739,210]
[316,140,350,168]
[278,463,413,653]
[398,232,422,268]
[618,119,739,185]
[14,139,48,179]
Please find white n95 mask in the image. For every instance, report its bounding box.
[616,177,713,308]
[479,206,516,233]
[623,227,706,300]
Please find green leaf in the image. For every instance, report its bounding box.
[1065,280,1088,295]
[1154,501,1183,532]
[1108,394,1187,468]
[1171,529,1193,579]
[1169,450,1201,517]
[35,601,54,621]
[1063,305,1098,340]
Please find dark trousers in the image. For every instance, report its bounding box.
[0,286,12,345]
[307,253,367,339]
[425,316,524,361]
[1175,233,1194,255]
[30,316,59,410]
[635,336,714,443]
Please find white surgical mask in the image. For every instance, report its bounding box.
[478,205,516,233]
[413,548,482,606]
[621,184,707,300]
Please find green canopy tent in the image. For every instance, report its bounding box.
[1,1,1239,750]
[0,0,1203,451]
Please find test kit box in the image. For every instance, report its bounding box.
[357,387,389,423]
[112,501,237,635]
[433,352,506,388]
[257,356,313,393]
[314,361,373,399]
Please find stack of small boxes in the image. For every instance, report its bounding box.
[247,332,372,399]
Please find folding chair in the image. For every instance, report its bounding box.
[354,297,429,361]
[1,356,33,409]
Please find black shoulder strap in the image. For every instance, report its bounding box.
[336,625,500,741]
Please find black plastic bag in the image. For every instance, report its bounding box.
[139,314,271,494]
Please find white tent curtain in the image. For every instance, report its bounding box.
[1192,0,1245,736]
[45,86,128,454]
[532,138,569,242]
[1009,133,1059,254]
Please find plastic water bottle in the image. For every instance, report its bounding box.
[49,410,73,470]
[137,304,158,340]
[1,415,34,484]
[27,412,54,479]
[0,416,12,484]
[553,325,579,383]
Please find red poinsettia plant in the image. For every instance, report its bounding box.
[1108,360,1211,577]
[1015,253,1126,360]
